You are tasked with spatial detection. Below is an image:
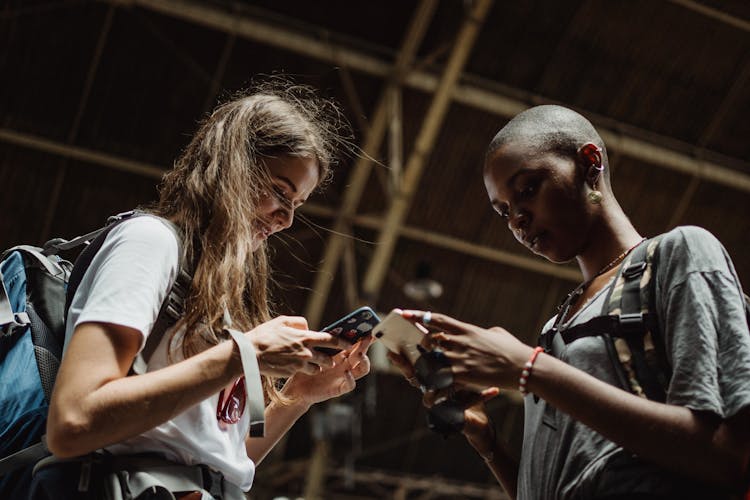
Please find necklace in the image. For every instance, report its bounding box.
[557,237,647,313]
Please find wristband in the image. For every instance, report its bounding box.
[518,346,544,397]
[225,328,266,437]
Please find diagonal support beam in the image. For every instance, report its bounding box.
[115,0,750,193]
[666,56,750,229]
[39,3,116,242]
[302,0,438,328]
[361,0,494,303]
[0,128,583,284]
[666,0,750,33]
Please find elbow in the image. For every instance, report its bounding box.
[46,409,95,458]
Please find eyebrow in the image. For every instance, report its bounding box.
[275,175,298,194]
[490,167,535,207]
[507,167,534,189]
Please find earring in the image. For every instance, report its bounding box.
[588,190,603,204]
[587,161,604,205]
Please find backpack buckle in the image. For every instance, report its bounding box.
[622,261,647,279]
[619,312,645,334]
[201,466,225,498]
[106,210,137,225]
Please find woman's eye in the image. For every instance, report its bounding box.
[495,205,510,219]
[272,185,293,208]
[519,180,538,198]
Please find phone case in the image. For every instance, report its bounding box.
[371,311,427,364]
[317,306,380,354]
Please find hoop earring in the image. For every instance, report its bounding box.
[587,162,604,204]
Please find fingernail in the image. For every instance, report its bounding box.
[401,310,414,319]
[434,396,447,405]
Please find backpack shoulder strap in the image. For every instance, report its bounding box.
[64,211,140,314]
[64,211,192,373]
[130,217,190,375]
[604,237,668,401]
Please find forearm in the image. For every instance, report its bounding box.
[245,398,309,465]
[527,352,749,487]
[472,441,518,499]
[48,340,239,457]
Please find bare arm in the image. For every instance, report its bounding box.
[246,337,373,465]
[405,311,750,492]
[462,407,519,499]
[387,350,519,497]
[47,322,241,458]
[244,399,309,465]
[527,351,750,489]
[47,316,350,458]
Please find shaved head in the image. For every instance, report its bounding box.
[486,105,610,183]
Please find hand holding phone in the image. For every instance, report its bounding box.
[316,306,380,355]
[371,309,428,365]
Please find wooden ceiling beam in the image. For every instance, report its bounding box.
[117,0,750,193]
[667,0,750,33]
[361,0,493,302]
[302,0,439,328]
[667,57,750,230]
[39,4,117,242]
[301,203,582,283]
[0,128,582,282]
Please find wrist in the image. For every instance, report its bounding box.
[518,346,544,397]
[280,379,313,412]
[211,337,244,378]
[466,418,496,460]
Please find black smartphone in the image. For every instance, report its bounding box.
[316,306,380,355]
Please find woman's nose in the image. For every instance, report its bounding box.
[508,208,530,232]
[273,207,294,231]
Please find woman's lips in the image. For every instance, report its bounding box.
[525,231,545,252]
[255,222,272,240]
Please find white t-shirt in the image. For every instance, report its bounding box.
[64,216,256,491]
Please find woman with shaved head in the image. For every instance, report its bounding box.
[391,105,750,499]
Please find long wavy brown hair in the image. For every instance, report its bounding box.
[152,79,351,402]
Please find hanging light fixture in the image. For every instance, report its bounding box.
[403,261,443,302]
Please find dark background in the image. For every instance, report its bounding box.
[2,1,749,498]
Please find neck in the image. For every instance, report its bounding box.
[575,206,642,282]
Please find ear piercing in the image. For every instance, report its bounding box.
[588,190,603,204]
[577,143,605,205]
[588,159,604,205]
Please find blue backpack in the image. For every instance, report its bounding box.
[0,211,190,498]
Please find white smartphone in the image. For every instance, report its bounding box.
[371,310,428,365]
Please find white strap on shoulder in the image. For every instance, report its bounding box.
[225,328,265,438]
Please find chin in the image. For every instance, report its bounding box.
[251,238,265,252]
[537,246,576,265]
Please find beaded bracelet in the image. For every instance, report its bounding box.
[518,347,544,396]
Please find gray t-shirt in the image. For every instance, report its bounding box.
[517,226,750,500]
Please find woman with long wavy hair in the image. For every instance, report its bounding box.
[34,81,371,499]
